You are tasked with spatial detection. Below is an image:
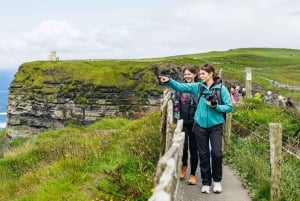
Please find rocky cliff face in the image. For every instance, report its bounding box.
[7,85,160,138]
[6,61,166,138]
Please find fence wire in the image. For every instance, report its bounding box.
[230,113,300,201]
[232,114,300,159]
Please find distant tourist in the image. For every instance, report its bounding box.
[234,85,241,102]
[253,92,262,102]
[286,97,294,108]
[277,95,286,107]
[229,86,236,104]
[241,88,246,98]
[159,63,232,194]
[263,91,275,105]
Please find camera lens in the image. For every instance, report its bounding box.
[211,100,217,106]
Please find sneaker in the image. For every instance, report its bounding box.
[201,185,210,194]
[179,166,187,179]
[213,182,222,193]
[188,175,197,185]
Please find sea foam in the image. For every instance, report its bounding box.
[0,122,6,129]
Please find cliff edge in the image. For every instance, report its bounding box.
[6,60,167,137]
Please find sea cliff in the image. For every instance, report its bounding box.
[6,60,170,137]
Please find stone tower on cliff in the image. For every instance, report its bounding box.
[49,51,59,61]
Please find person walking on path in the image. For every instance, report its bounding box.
[229,85,237,104]
[263,90,275,105]
[173,66,199,185]
[234,85,241,103]
[159,63,232,194]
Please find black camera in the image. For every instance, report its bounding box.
[205,93,218,106]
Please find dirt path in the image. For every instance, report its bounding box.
[175,164,252,201]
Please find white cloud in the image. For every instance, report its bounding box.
[13,20,83,53]
[1,0,300,70]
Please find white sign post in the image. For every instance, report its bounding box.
[245,68,252,98]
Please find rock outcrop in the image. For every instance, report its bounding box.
[6,61,168,137]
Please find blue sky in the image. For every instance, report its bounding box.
[1,0,300,70]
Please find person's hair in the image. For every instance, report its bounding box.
[183,66,199,75]
[200,63,216,79]
[183,66,199,81]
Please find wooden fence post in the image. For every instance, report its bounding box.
[224,112,232,151]
[245,67,252,98]
[160,88,175,156]
[160,90,168,156]
[269,123,282,201]
[219,69,225,83]
[149,120,184,201]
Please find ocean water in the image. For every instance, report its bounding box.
[0,70,16,130]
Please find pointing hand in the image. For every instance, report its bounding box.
[158,76,170,83]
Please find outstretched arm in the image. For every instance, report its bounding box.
[158,75,198,96]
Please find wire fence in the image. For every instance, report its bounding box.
[230,113,300,201]
[231,114,300,159]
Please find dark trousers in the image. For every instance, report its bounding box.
[182,124,199,175]
[194,123,223,185]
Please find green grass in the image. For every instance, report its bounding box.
[11,48,300,102]
[187,48,300,100]
[0,111,161,201]
[4,47,300,200]
[14,60,151,87]
[225,99,300,201]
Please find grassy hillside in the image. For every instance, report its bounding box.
[226,99,300,201]
[12,48,300,102]
[180,48,300,101]
[0,111,161,201]
[2,47,300,200]
[1,102,299,200]
[12,60,162,97]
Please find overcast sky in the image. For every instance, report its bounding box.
[1,0,300,70]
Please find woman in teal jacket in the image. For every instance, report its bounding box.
[159,63,232,194]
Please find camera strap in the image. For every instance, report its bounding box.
[196,85,204,104]
[215,85,223,105]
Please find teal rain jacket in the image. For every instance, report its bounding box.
[168,78,232,128]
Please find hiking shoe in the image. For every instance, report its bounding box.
[188,175,197,185]
[213,182,222,193]
[179,166,187,179]
[201,185,210,194]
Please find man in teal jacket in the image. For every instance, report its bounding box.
[159,63,232,194]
